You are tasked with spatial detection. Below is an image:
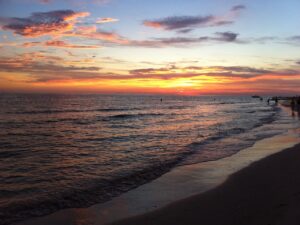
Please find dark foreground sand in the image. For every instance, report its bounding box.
[111,143,300,225]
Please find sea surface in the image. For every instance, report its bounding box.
[0,94,299,225]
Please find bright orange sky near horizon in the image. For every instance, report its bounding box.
[0,0,300,95]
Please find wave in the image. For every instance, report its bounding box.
[7,107,144,115]
[0,105,281,225]
[215,101,252,105]
[96,107,143,112]
[99,113,164,121]
[0,159,182,225]
[77,134,147,143]
[167,106,188,110]
[180,108,281,166]
[1,96,289,225]
[1,112,165,126]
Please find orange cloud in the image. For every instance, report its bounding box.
[66,25,129,44]
[45,40,100,48]
[0,10,90,37]
[143,21,163,29]
[0,10,127,44]
[23,39,100,49]
[96,17,119,24]
[1,52,299,95]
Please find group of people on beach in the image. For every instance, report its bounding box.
[266,96,300,118]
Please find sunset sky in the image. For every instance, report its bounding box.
[0,0,300,95]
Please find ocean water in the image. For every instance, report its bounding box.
[0,94,299,225]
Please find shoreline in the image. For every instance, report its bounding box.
[14,128,300,225]
[3,96,288,225]
[111,142,300,225]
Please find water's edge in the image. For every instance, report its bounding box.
[14,127,300,225]
[1,95,298,225]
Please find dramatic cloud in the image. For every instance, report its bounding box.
[96,17,119,24]
[143,5,246,32]
[1,52,299,85]
[143,15,232,31]
[0,8,246,48]
[0,10,89,37]
[0,10,127,44]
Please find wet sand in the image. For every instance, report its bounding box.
[111,143,300,225]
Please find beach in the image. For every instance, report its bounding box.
[13,127,300,225]
[4,95,296,225]
[2,0,300,224]
[111,142,300,225]
[2,94,300,225]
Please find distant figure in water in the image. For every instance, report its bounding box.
[160,98,162,102]
[267,98,270,105]
[274,97,278,104]
[260,97,263,101]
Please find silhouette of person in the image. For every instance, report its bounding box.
[291,98,296,111]
[274,97,278,105]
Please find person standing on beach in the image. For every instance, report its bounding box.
[274,97,278,105]
[291,98,296,111]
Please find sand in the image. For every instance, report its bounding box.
[110,143,300,225]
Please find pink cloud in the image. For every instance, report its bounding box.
[0,10,90,37]
[96,17,119,24]
[23,39,101,49]
[66,25,129,44]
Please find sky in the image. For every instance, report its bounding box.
[0,0,300,95]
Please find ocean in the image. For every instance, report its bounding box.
[0,94,299,225]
